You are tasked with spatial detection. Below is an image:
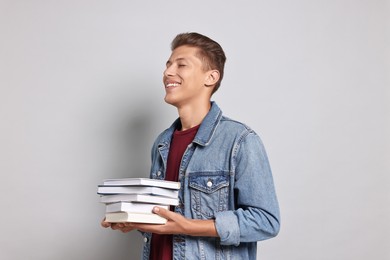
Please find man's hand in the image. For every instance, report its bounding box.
[100,218,135,233]
[101,207,219,237]
[130,206,190,235]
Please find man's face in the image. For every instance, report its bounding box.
[163,45,210,108]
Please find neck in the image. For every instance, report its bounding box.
[177,100,211,131]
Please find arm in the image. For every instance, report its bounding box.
[215,131,280,245]
[101,206,219,237]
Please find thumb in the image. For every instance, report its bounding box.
[153,206,172,219]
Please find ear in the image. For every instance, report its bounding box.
[204,70,220,87]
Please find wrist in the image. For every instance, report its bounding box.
[185,219,218,237]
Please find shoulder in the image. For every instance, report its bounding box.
[205,115,262,149]
[219,115,256,136]
[219,115,269,150]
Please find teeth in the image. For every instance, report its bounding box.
[166,83,179,87]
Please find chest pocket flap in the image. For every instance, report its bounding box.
[189,173,229,194]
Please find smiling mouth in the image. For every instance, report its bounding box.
[165,82,180,88]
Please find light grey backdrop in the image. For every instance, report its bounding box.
[0,0,389,259]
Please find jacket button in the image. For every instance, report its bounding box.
[207,181,213,187]
[144,237,148,243]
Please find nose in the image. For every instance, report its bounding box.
[164,64,175,77]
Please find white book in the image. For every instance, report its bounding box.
[106,202,169,213]
[103,178,180,190]
[100,193,179,206]
[105,212,167,224]
[97,185,179,198]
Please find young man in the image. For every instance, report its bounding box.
[102,32,280,259]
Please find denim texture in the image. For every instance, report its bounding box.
[142,102,280,260]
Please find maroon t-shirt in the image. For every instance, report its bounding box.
[149,124,200,260]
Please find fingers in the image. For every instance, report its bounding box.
[111,223,125,230]
[101,218,111,228]
[152,206,172,220]
[153,206,184,223]
[102,218,132,232]
[110,223,135,233]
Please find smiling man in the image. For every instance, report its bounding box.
[102,32,280,260]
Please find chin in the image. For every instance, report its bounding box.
[164,96,179,107]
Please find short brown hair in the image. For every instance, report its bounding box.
[171,32,226,94]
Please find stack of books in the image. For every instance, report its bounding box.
[98,178,180,224]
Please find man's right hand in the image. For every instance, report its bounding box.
[101,218,135,233]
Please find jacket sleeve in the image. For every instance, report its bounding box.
[214,131,280,246]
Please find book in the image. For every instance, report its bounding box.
[105,212,167,224]
[105,202,169,213]
[102,178,180,190]
[100,193,179,206]
[97,185,179,198]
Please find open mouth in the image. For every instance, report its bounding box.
[165,82,181,89]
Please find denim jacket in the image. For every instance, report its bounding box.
[142,102,280,260]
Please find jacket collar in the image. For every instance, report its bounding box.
[158,101,222,147]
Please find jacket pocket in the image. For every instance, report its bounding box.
[188,172,230,219]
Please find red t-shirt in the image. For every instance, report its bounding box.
[149,124,200,260]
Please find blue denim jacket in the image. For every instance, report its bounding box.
[142,102,280,260]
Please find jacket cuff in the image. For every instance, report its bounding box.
[215,211,240,246]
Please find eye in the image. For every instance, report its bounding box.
[178,64,186,68]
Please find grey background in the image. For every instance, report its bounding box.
[0,0,389,259]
